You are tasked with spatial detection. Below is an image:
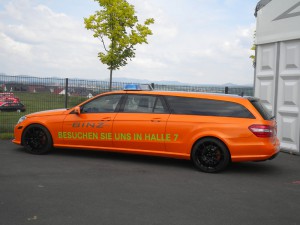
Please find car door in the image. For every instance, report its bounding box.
[61,94,123,148]
[0,103,8,111]
[112,94,170,152]
[6,103,14,111]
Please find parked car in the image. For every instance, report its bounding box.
[13,85,279,173]
[0,102,26,112]
[0,93,20,103]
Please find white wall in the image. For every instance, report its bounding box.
[277,40,300,153]
[255,0,300,154]
[256,0,300,45]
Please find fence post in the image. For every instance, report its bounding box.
[65,78,68,108]
[225,86,229,94]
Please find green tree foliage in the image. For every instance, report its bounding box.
[250,31,256,67]
[84,0,154,90]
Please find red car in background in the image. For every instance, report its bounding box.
[0,93,20,103]
[0,93,24,112]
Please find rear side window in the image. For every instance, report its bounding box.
[123,95,167,113]
[250,99,273,120]
[165,96,254,118]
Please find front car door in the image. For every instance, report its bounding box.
[61,94,123,149]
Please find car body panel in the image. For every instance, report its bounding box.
[112,113,170,152]
[61,112,117,148]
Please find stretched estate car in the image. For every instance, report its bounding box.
[13,86,280,172]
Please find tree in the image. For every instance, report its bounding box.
[84,0,154,91]
[250,31,256,67]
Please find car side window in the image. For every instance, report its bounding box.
[123,95,167,113]
[81,94,122,113]
[166,96,254,118]
[153,97,166,113]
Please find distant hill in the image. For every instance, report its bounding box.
[111,77,186,85]
[111,77,253,87]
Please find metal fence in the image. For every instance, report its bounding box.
[0,74,253,136]
[153,84,253,96]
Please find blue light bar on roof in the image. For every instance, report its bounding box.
[124,84,153,91]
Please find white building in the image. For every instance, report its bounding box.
[255,0,300,154]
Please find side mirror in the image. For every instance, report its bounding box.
[74,106,81,115]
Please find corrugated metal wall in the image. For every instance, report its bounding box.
[255,0,300,154]
[255,40,300,154]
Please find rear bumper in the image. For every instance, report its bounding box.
[231,138,280,162]
[268,151,280,160]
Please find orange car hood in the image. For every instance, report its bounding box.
[27,109,68,118]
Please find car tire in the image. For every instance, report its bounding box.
[191,137,230,173]
[21,124,53,154]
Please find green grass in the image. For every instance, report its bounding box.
[0,92,88,138]
[0,132,13,139]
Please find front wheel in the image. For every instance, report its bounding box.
[191,137,230,173]
[21,124,53,154]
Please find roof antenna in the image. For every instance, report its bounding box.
[240,92,244,97]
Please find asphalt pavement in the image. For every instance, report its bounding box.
[0,140,299,225]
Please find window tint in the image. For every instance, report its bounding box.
[153,97,166,113]
[250,99,272,120]
[123,95,167,113]
[166,96,254,118]
[81,94,122,113]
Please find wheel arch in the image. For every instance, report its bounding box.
[21,123,53,145]
[190,136,232,172]
[190,136,232,161]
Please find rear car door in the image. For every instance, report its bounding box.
[112,94,170,152]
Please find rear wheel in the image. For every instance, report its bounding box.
[191,137,230,173]
[22,124,53,154]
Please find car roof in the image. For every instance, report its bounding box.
[104,90,248,102]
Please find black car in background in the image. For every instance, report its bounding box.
[0,102,26,112]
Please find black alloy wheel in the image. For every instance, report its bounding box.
[22,124,53,154]
[191,137,230,173]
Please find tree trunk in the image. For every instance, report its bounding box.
[109,68,113,91]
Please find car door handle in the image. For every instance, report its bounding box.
[100,117,111,121]
[151,118,161,122]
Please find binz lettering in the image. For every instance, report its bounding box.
[72,122,80,128]
[72,122,106,128]
[96,122,105,128]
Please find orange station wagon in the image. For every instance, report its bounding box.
[13,85,280,172]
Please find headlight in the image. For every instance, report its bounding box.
[17,116,27,124]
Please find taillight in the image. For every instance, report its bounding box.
[249,124,275,138]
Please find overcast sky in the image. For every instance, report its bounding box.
[0,0,257,85]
